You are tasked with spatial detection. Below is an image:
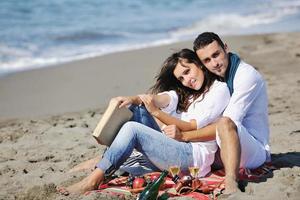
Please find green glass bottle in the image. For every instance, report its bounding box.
[137,170,168,200]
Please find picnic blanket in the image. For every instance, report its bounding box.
[84,162,276,200]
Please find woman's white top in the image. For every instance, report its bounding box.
[160,80,230,177]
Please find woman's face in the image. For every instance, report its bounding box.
[173,59,204,90]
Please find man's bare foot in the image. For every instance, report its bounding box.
[57,168,104,195]
[223,175,239,194]
[217,191,243,200]
[68,157,100,173]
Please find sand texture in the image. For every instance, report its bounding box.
[0,32,300,199]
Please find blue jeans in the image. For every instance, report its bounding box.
[120,105,162,175]
[102,104,162,176]
[96,121,194,175]
[129,104,161,131]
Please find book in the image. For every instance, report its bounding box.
[93,100,133,146]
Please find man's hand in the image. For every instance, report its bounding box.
[162,125,184,141]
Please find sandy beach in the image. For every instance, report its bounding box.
[0,32,300,200]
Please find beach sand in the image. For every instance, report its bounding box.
[0,32,300,200]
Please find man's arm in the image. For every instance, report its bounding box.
[163,123,216,142]
[182,123,216,141]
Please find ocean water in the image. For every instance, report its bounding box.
[0,0,300,75]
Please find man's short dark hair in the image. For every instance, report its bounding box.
[193,32,225,52]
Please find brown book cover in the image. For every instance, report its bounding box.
[92,100,133,146]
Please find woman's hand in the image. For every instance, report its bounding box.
[138,94,160,116]
[162,125,183,141]
[110,96,138,108]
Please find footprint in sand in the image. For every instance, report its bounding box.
[289,130,300,135]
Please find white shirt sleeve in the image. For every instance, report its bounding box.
[158,90,178,114]
[186,81,230,128]
[223,62,265,125]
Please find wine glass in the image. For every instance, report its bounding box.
[188,166,200,179]
[168,165,180,183]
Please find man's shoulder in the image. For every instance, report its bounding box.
[236,60,262,79]
[233,60,265,89]
[238,60,258,72]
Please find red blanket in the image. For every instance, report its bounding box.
[85,162,276,200]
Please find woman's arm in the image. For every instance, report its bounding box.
[113,92,171,108]
[153,110,197,131]
[152,93,171,108]
[110,96,142,108]
[139,94,197,131]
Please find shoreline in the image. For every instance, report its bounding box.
[0,32,300,199]
[2,30,298,77]
[1,31,299,120]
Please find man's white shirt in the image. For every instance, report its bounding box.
[223,61,270,161]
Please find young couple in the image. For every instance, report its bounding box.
[58,32,270,195]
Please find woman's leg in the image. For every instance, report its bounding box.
[116,105,162,175]
[68,105,160,174]
[57,168,104,195]
[68,157,100,173]
[59,122,193,194]
[129,105,161,131]
[97,122,194,175]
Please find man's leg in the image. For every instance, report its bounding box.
[216,117,241,194]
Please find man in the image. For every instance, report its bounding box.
[165,32,270,194]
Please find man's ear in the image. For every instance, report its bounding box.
[224,43,229,53]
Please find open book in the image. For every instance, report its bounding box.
[93,100,133,146]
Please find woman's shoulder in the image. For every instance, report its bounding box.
[211,80,228,89]
[207,80,230,98]
[158,90,178,96]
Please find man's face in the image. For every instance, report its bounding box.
[195,40,229,78]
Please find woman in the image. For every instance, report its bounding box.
[58,49,230,195]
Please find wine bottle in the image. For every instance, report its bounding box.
[175,175,192,192]
[137,170,168,200]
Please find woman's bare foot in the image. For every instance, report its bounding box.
[68,157,100,173]
[57,168,104,195]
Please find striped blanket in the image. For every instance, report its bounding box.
[85,162,276,200]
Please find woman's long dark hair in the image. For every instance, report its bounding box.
[150,48,218,112]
